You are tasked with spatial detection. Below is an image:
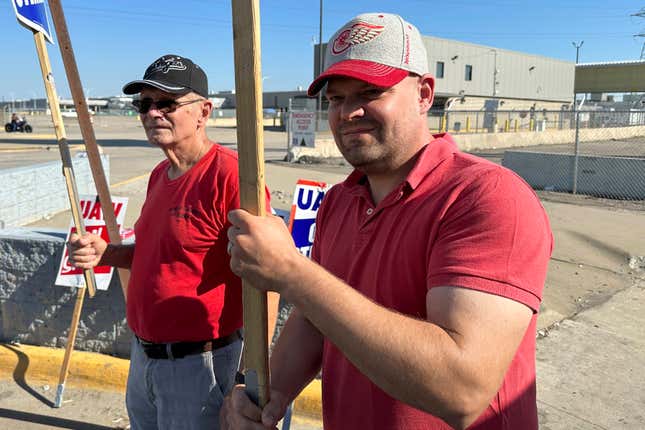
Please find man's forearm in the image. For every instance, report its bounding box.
[278,258,484,428]
[269,308,323,404]
[99,243,135,269]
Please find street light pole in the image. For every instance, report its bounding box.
[572,40,583,65]
[571,40,583,195]
[317,0,323,131]
[488,49,499,97]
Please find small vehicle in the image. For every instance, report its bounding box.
[4,121,33,133]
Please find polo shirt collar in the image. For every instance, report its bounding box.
[342,133,459,193]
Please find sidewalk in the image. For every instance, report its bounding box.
[0,342,323,428]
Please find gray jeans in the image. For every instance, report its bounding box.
[126,336,242,430]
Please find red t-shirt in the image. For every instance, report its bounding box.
[312,134,553,430]
[127,143,246,343]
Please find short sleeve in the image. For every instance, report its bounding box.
[427,169,553,311]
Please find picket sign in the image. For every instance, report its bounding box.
[55,196,129,290]
[288,179,332,258]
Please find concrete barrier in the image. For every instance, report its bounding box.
[502,151,645,200]
[0,228,130,357]
[0,153,109,227]
[286,126,645,162]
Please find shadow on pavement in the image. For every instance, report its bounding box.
[0,408,116,430]
[0,344,54,408]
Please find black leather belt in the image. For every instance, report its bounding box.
[136,329,242,360]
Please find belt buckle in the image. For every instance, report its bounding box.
[166,343,175,360]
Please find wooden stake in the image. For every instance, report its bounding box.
[48,0,130,299]
[54,287,85,407]
[231,0,270,407]
[33,31,96,297]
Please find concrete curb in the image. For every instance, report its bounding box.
[0,342,322,422]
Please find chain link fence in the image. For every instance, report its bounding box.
[284,107,645,202]
[499,110,645,201]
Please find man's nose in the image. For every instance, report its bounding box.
[339,99,365,121]
[144,103,165,117]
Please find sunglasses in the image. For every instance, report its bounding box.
[132,98,204,114]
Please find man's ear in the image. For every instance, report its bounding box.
[418,74,435,114]
[198,100,213,127]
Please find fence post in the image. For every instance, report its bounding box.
[572,110,580,194]
[529,118,534,131]
[466,116,470,133]
[504,119,510,132]
[514,119,518,132]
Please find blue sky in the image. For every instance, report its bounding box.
[1,0,643,101]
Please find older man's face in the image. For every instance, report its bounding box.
[138,87,205,148]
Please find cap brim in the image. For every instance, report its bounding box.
[122,79,191,96]
[307,60,409,96]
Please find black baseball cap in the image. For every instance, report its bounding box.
[122,54,208,98]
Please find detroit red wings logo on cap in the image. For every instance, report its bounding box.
[331,22,384,55]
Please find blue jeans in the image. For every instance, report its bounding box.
[126,337,242,430]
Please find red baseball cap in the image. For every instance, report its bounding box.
[308,13,429,96]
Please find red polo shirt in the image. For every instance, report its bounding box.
[312,133,553,430]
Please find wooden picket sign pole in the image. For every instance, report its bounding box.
[32,29,96,407]
[32,31,96,297]
[231,0,270,407]
[48,0,130,299]
[55,286,85,407]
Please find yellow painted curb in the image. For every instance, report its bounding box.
[0,343,323,423]
[293,379,322,421]
[0,343,128,393]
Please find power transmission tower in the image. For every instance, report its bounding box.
[633,8,645,59]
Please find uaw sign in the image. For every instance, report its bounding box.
[289,111,316,148]
[56,196,129,290]
[288,180,331,258]
[12,0,54,43]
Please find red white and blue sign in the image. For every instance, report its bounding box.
[56,195,129,290]
[12,0,54,44]
[288,180,331,258]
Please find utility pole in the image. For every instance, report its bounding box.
[571,40,583,195]
[572,40,584,64]
[317,0,323,131]
[490,49,498,97]
[572,41,583,107]
[633,8,645,59]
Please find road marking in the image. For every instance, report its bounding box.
[111,173,150,188]
[0,144,84,153]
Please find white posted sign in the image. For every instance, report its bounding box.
[55,196,128,290]
[290,111,316,147]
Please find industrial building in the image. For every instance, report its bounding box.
[314,36,575,112]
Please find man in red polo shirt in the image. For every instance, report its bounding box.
[222,13,552,430]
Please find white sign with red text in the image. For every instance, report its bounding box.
[289,111,316,147]
[55,196,128,290]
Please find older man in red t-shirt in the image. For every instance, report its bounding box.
[68,55,276,430]
[222,13,552,430]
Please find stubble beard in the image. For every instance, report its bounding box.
[334,125,403,175]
